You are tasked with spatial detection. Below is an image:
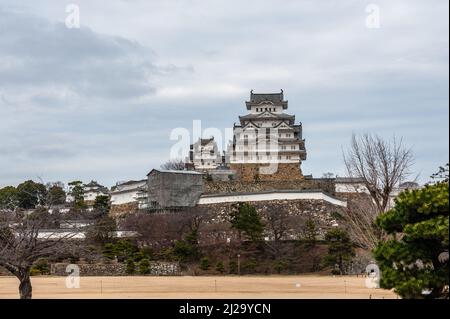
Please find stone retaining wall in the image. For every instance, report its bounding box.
[204,178,335,195]
[230,163,305,181]
[50,262,180,276]
[197,198,344,242]
[110,202,139,217]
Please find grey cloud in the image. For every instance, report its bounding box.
[0,1,448,187]
[0,8,160,100]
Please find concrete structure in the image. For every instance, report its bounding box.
[144,169,204,210]
[228,90,306,181]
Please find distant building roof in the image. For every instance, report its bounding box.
[83,180,109,193]
[147,169,204,176]
[399,181,420,189]
[239,112,294,121]
[250,90,284,103]
[335,177,366,183]
[111,179,147,192]
[200,137,214,146]
[245,90,288,109]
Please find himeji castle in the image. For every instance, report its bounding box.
[228,90,307,181]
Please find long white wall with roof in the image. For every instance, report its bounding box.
[198,191,347,207]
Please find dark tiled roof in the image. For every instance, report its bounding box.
[245,90,288,109]
[200,137,214,146]
[250,91,284,104]
[335,177,366,183]
[147,169,204,176]
[239,112,294,121]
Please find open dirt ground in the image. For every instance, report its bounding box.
[0,275,397,299]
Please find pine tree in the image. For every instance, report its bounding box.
[374,180,449,299]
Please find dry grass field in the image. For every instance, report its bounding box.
[0,275,397,299]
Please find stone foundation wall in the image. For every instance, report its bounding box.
[110,202,139,217]
[204,178,336,195]
[50,261,180,276]
[196,198,344,243]
[230,163,304,182]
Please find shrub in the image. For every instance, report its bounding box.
[242,258,258,274]
[273,260,289,274]
[229,260,238,274]
[139,259,150,275]
[199,257,210,271]
[215,261,225,273]
[126,258,135,275]
[30,258,50,276]
[172,230,200,263]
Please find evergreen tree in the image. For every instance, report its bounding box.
[374,180,449,299]
[323,228,355,275]
[199,257,210,271]
[16,180,47,209]
[68,181,85,209]
[126,259,135,274]
[215,261,225,273]
[230,203,265,242]
[139,259,150,275]
[93,195,110,215]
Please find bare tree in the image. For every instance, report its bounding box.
[0,208,79,299]
[160,159,186,171]
[259,205,292,258]
[120,207,207,249]
[343,194,381,250]
[343,134,414,213]
[342,134,414,248]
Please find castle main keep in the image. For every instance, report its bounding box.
[229,90,307,181]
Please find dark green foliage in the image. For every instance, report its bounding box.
[16,180,47,209]
[273,260,289,274]
[68,181,85,209]
[228,260,238,274]
[46,184,66,206]
[139,258,150,275]
[30,258,50,276]
[374,181,449,299]
[215,261,225,273]
[102,243,115,260]
[173,229,200,263]
[0,186,18,209]
[323,228,355,275]
[242,258,258,274]
[303,218,318,245]
[199,257,210,271]
[230,203,265,242]
[102,240,140,262]
[126,258,135,274]
[93,195,110,215]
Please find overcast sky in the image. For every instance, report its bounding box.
[0,0,448,188]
